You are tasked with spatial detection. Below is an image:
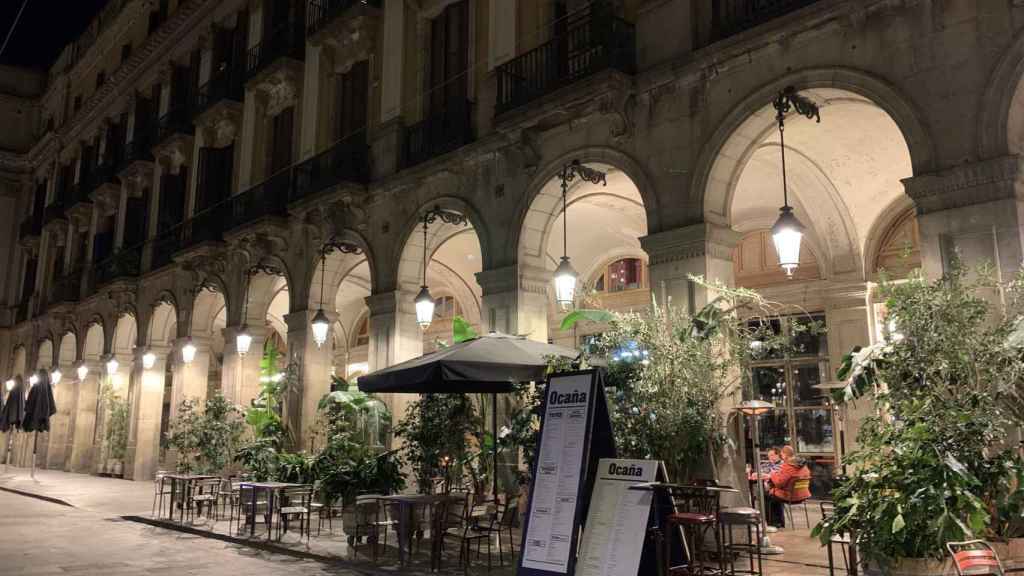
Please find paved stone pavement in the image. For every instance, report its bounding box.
[0,468,837,575]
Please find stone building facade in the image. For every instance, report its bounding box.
[0,0,1022,489]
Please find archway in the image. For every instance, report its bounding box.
[146,300,177,474]
[518,161,649,349]
[67,322,104,473]
[46,331,78,469]
[307,241,373,383]
[36,338,54,371]
[709,86,916,498]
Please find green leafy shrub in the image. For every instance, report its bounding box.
[166,393,244,474]
[396,393,480,493]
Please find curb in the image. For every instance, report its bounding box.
[0,485,75,507]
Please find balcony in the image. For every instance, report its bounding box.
[704,0,822,47]
[155,106,195,144]
[402,98,474,169]
[49,271,82,305]
[150,226,182,271]
[43,202,67,226]
[246,22,305,80]
[93,247,142,288]
[178,206,225,251]
[121,136,154,169]
[495,10,635,116]
[291,135,369,203]
[15,300,30,324]
[18,214,42,243]
[193,67,244,118]
[307,0,381,37]
[225,170,290,233]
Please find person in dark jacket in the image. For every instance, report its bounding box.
[765,446,811,529]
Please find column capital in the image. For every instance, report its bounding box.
[475,264,551,297]
[284,309,338,333]
[640,222,741,266]
[902,155,1023,214]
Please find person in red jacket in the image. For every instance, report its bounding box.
[765,445,811,529]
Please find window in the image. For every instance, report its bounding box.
[73,95,82,113]
[428,0,469,112]
[96,71,105,90]
[433,295,460,320]
[120,43,132,64]
[355,316,369,347]
[747,314,835,497]
[594,258,645,293]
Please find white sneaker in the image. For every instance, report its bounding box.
[765,526,779,533]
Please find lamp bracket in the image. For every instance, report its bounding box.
[558,159,608,188]
[773,86,820,127]
[423,206,469,227]
[321,239,364,256]
[247,263,283,277]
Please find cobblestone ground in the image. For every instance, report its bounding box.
[0,469,834,575]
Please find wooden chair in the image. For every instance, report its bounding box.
[276,485,314,542]
[947,540,1005,576]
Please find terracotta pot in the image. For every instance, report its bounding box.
[863,557,951,575]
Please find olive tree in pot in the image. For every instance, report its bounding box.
[815,264,1024,574]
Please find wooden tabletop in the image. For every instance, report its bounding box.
[238,481,306,489]
[163,474,218,481]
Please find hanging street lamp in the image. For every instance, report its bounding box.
[76,364,88,381]
[51,369,62,386]
[770,86,820,277]
[4,379,13,391]
[554,160,607,310]
[181,338,197,365]
[142,350,156,370]
[415,207,468,330]
[106,357,119,376]
[311,251,330,348]
[28,373,39,387]
[237,270,254,356]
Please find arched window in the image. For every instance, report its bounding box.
[733,230,821,288]
[873,210,920,277]
[594,258,646,293]
[354,315,369,348]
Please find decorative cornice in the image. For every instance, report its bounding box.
[640,223,741,265]
[902,155,1021,214]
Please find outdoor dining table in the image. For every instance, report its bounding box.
[377,493,464,569]
[162,473,219,523]
[238,481,306,539]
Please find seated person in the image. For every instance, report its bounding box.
[747,447,783,481]
[765,446,811,529]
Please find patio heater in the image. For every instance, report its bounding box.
[736,399,784,555]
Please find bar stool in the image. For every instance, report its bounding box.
[665,485,725,575]
[718,507,764,576]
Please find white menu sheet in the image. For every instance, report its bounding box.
[521,373,593,573]
[574,459,658,576]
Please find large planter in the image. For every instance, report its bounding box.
[990,538,1024,570]
[863,557,951,575]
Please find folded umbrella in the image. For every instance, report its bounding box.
[0,376,26,433]
[23,373,56,433]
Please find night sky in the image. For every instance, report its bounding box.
[0,0,109,69]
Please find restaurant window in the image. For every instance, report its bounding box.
[594,257,645,293]
[747,313,835,497]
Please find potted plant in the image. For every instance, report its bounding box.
[815,264,1024,574]
[102,391,129,477]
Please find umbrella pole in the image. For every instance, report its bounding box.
[492,393,498,500]
[3,430,12,474]
[31,431,37,479]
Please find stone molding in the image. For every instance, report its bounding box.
[640,223,741,265]
[475,264,551,297]
[902,156,1022,214]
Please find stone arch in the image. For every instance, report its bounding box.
[112,314,137,359]
[694,67,935,229]
[58,331,78,367]
[36,338,54,370]
[979,27,1024,159]
[864,197,921,278]
[514,146,659,267]
[191,287,227,340]
[306,228,376,312]
[82,319,105,362]
[148,299,178,347]
[11,345,26,378]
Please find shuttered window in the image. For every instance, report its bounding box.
[429,0,469,113]
[336,60,369,142]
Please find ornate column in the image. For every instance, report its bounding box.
[475,264,551,342]
[640,222,741,312]
[283,309,335,451]
[365,289,422,443]
[169,336,210,423]
[125,346,168,481]
[67,360,101,473]
[902,156,1024,280]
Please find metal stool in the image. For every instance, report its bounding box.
[718,507,764,576]
[665,486,725,575]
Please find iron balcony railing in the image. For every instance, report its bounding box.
[226,170,290,232]
[307,0,381,35]
[403,98,473,169]
[193,66,244,117]
[49,270,83,305]
[43,202,67,225]
[495,10,635,115]
[155,106,195,143]
[179,205,226,250]
[18,214,42,241]
[706,0,821,46]
[93,247,142,288]
[292,135,369,202]
[246,22,306,79]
